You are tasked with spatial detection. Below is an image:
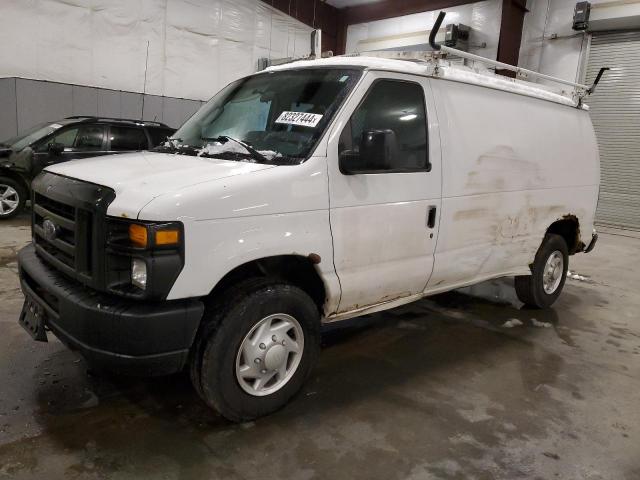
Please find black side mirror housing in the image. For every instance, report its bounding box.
[339,129,397,174]
[48,143,64,155]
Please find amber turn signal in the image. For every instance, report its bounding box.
[128,224,148,248]
[155,229,180,246]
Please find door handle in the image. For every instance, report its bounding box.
[427,206,437,229]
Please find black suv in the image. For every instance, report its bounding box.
[0,117,175,219]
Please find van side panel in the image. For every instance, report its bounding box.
[426,78,599,290]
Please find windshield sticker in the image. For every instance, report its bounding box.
[49,123,63,129]
[275,111,323,128]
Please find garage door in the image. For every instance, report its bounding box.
[586,31,640,230]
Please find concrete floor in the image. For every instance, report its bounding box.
[0,214,638,480]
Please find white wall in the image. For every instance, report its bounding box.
[0,0,312,101]
[519,0,640,85]
[345,0,503,60]
[518,0,589,85]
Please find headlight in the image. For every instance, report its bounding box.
[106,218,184,299]
[131,258,147,289]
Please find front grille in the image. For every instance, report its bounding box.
[33,194,78,273]
[31,172,115,289]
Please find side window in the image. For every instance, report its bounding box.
[51,128,79,147]
[36,125,104,152]
[338,80,429,174]
[109,126,147,151]
[74,125,104,150]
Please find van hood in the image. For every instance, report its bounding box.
[45,151,276,219]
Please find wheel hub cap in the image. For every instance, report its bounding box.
[264,344,286,371]
[235,313,304,397]
[543,250,564,294]
[0,185,19,216]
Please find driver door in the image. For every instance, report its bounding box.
[327,71,442,313]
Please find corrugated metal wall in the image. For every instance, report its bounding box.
[586,31,640,230]
[0,78,205,141]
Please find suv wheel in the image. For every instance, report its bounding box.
[515,233,569,309]
[0,177,26,219]
[191,278,320,422]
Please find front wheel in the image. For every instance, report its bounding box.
[0,177,26,219]
[192,279,320,422]
[515,233,569,309]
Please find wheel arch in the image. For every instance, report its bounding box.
[0,168,30,194]
[546,214,584,255]
[205,254,328,316]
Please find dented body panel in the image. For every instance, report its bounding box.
[424,77,599,294]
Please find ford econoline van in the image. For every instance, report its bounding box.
[17,54,600,421]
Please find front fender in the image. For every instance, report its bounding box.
[166,212,341,314]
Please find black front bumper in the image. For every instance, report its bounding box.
[18,244,204,376]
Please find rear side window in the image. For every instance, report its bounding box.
[339,80,428,173]
[146,128,175,147]
[109,126,147,151]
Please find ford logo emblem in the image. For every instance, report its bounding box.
[42,219,59,242]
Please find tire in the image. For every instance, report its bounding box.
[191,278,320,422]
[515,233,569,309]
[0,176,26,219]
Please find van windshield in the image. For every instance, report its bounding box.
[157,68,362,165]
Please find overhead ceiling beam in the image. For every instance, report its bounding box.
[496,0,528,76]
[341,0,479,25]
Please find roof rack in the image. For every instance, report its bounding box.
[428,11,608,101]
[65,116,171,128]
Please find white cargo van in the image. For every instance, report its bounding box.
[17,43,601,421]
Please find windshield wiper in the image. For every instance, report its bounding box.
[201,136,272,164]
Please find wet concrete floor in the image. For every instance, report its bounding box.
[0,214,639,479]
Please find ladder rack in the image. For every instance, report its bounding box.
[427,11,608,100]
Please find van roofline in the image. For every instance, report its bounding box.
[264,56,587,110]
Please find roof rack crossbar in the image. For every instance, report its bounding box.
[429,11,606,97]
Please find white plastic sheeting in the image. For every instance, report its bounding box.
[345,0,502,60]
[0,0,312,101]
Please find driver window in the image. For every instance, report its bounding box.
[338,80,428,173]
[37,128,78,152]
[36,125,104,152]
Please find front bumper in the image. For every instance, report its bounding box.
[18,244,204,376]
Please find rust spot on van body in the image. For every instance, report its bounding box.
[308,253,321,264]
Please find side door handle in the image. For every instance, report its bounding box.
[427,206,437,229]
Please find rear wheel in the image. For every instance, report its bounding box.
[191,279,320,422]
[0,177,26,219]
[515,233,569,309]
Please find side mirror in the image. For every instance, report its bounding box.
[47,143,64,155]
[339,129,397,174]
